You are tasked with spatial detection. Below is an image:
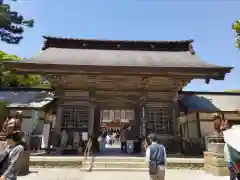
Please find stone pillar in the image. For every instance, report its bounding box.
[204,141,227,176]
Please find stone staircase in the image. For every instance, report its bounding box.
[81,156,203,172]
[204,143,228,176]
[29,155,203,171]
[82,156,148,171]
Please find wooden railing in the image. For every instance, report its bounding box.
[84,137,92,161]
[156,136,205,156]
[180,137,205,156]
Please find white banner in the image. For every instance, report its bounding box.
[223,127,240,152]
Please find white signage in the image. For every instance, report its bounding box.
[82,132,88,141]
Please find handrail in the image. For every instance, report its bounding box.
[84,137,92,161]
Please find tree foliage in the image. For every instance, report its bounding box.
[0,0,34,44]
[232,20,240,48]
[0,50,42,87]
[224,90,240,92]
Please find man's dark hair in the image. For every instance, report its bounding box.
[149,133,158,142]
[6,131,22,142]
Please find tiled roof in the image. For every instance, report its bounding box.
[4,36,232,79]
[180,93,240,112]
[0,91,54,109]
[18,48,222,68]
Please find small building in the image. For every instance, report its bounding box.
[179,91,240,138]
[4,36,232,153]
[178,91,240,155]
[0,88,55,150]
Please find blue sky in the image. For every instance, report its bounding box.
[1,0,239,92]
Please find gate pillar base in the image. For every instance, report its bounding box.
[204,143,227,176]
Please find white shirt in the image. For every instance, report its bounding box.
[106,135,111,143]
[145,142,167,163]
[224,143,231,162]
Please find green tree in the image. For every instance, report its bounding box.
[232,20,240,48]
[0,0,34,44]
[0,50,45,87]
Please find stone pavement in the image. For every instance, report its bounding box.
[18,168,229,180]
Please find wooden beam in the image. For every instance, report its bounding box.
[12,68,222,79]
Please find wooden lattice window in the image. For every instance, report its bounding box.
[101,109,134,122]
[61,106,88,131]
[146,107,171,134]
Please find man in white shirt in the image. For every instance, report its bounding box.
[146,133,166,180]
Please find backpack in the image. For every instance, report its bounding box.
[149,146,160,175]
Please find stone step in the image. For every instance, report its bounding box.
[80,167,149,172]
[93,157,204,164]
[82,160,204,171]
[29,156,204,169]
[93,157,145,163]
[83,161,148,169]
[204,163,228,176]
[91,168,149,172]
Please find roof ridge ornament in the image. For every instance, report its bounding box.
[189,43,195,55]
[42,38,48,50]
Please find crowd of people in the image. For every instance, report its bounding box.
[97,130,120,153]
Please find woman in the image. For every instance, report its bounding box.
[0,131,24,180]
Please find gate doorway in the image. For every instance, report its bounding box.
[94,108,142,155]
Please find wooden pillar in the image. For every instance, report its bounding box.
[172,99,181,153]
[172,93,179,135]
[186,112,189,138]
[54,105,62,134]
[196,112,202,138]
[88,103,95,135]
[53,85,63,135]
[134,104,141,138]
[172,104,177,135]
[221,113,225,121]
[91,106,100,152]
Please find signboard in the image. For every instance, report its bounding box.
[31,110,40,133]
[141,106,146,137]
[41,124,50,149]
[82,132,88,141]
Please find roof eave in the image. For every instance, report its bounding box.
[4,61,233,80]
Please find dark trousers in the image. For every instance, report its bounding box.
[228,162,240,180]
[121,141,127,153]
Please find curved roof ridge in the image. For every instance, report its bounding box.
[42,36,193,51]
[42,35,194,44]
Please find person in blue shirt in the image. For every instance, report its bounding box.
[145,133,166,180]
